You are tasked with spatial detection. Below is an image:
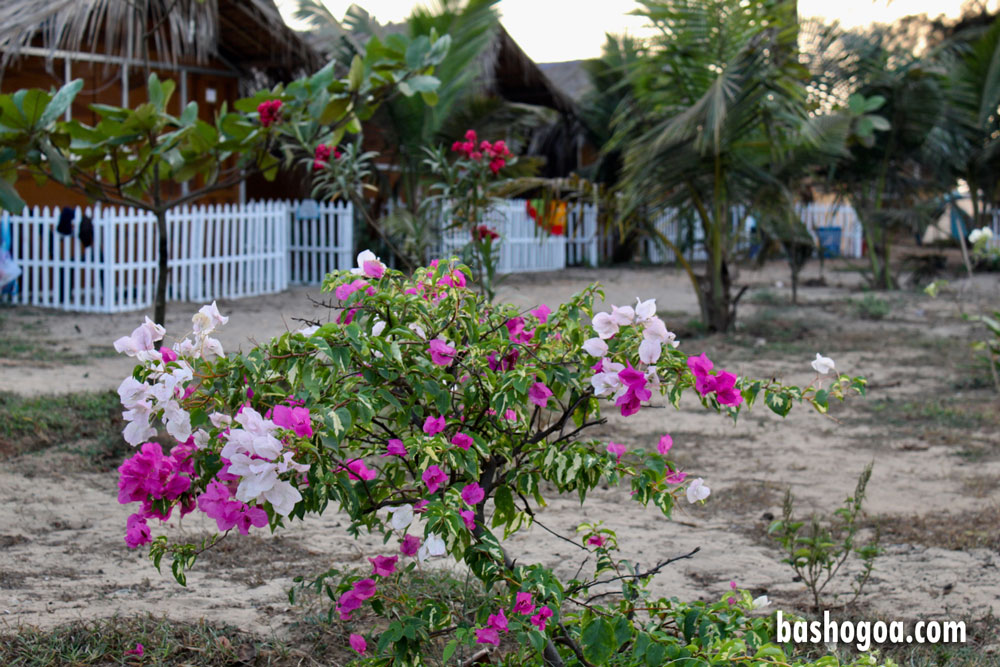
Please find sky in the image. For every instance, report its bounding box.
[275,0,982,63]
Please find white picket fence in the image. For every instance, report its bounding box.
[436,199,599,273]
[1,200,354,313]
[645,203,864,263]
[263,199,354,284]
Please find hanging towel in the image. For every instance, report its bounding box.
[57,207,74,235]
[78,214,94,249]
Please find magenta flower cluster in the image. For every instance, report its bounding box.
[475,592,554,646]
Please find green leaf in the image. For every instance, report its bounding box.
[442,639,458,662]
[0,178,26,213]
[348,55,364,92]
[39,79,83,127]
[403,75,440,94]
[319,97,351,126]
[581,617,616,664]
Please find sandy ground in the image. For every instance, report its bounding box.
[1,260,999,644]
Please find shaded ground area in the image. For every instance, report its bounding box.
[1,259,998,664]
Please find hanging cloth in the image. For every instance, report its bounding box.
[57,207,75,235]
[78,214,94,249]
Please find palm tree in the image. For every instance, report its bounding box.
[811,24,955,289]
[614,0,843,331]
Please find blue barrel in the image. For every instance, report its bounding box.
[816,227,842,258]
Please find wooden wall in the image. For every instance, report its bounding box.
[1,54,242,210]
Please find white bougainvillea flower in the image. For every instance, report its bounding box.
[686,478,711,504]
[590,360,624,396]
[389,504,414,531]
[418,534,447,562]
[261,479,302,517]
[117,377,150,409]
[969,228,992,244]
[591,312,618,339]
[638,338,661,364]
[122,404,156,446]
[642,317,678,348]
[297,325,320,337]
[811,353,835,375]
[610,304,635,326]
[192,300,228,335]
[113,317,164,362]
[408,322,426,339]
[192,429,210,449]
[372,319,387,336]
[634,297,657,324]
[751,595,771,609]
[209,412,232,428]
[581,337,608,357]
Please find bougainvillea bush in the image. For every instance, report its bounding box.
[112,252,878,666]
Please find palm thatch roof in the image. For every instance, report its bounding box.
[0,0,322,84]
[537,60,594,102]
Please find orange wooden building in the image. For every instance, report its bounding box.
[0,0,322,209]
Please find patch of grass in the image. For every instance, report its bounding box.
[746,289,786,306]
[851,293,891,320]
[0,390,125,461]
[875,506,1000,552]
[739,307,812,342]
[864,397,989,430]
[0,614,297,666]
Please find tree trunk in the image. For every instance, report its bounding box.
[697,260,735,333]
[154,209,169,327]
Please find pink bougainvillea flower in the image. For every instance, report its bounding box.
[728,596,737,605]
[451,432,474,450]
[400,534,421,556]
[349,250,385,279]
[606,441,626,463]
[422,465,447,494]
[665,469,688,484]
[337,590,363,620]
[712,371,743,406]
[488,608,509,632]
[125,643,144,656]
[528,382,553,408]
[513,592,535,615]
[588,535,607,547]
[658,434,673,455]
[383,438,408,457]
[618,364,647,390]
[342,459,376,481]
[413,499,429,513]
[505,317,534,344]
[349,634,367,655]
[369,555,398,577]
[730,580,738,590]
[530,606,553,631]
[124,513,151,549]
[461,482,485,506]
[530,304,551,323]
[423,415,446,436]
[353,578,377,600]
[687,353,716,395]
[460,509,476,530]
[475,627,500,646]
[272,405,313,439]
[428,339,457,366]
[503,409,517,422]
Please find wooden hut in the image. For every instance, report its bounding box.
[0,0,322,208]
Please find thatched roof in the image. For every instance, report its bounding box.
[0,0,322,83]
[537,60,594,102]
[481,25,578,117]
